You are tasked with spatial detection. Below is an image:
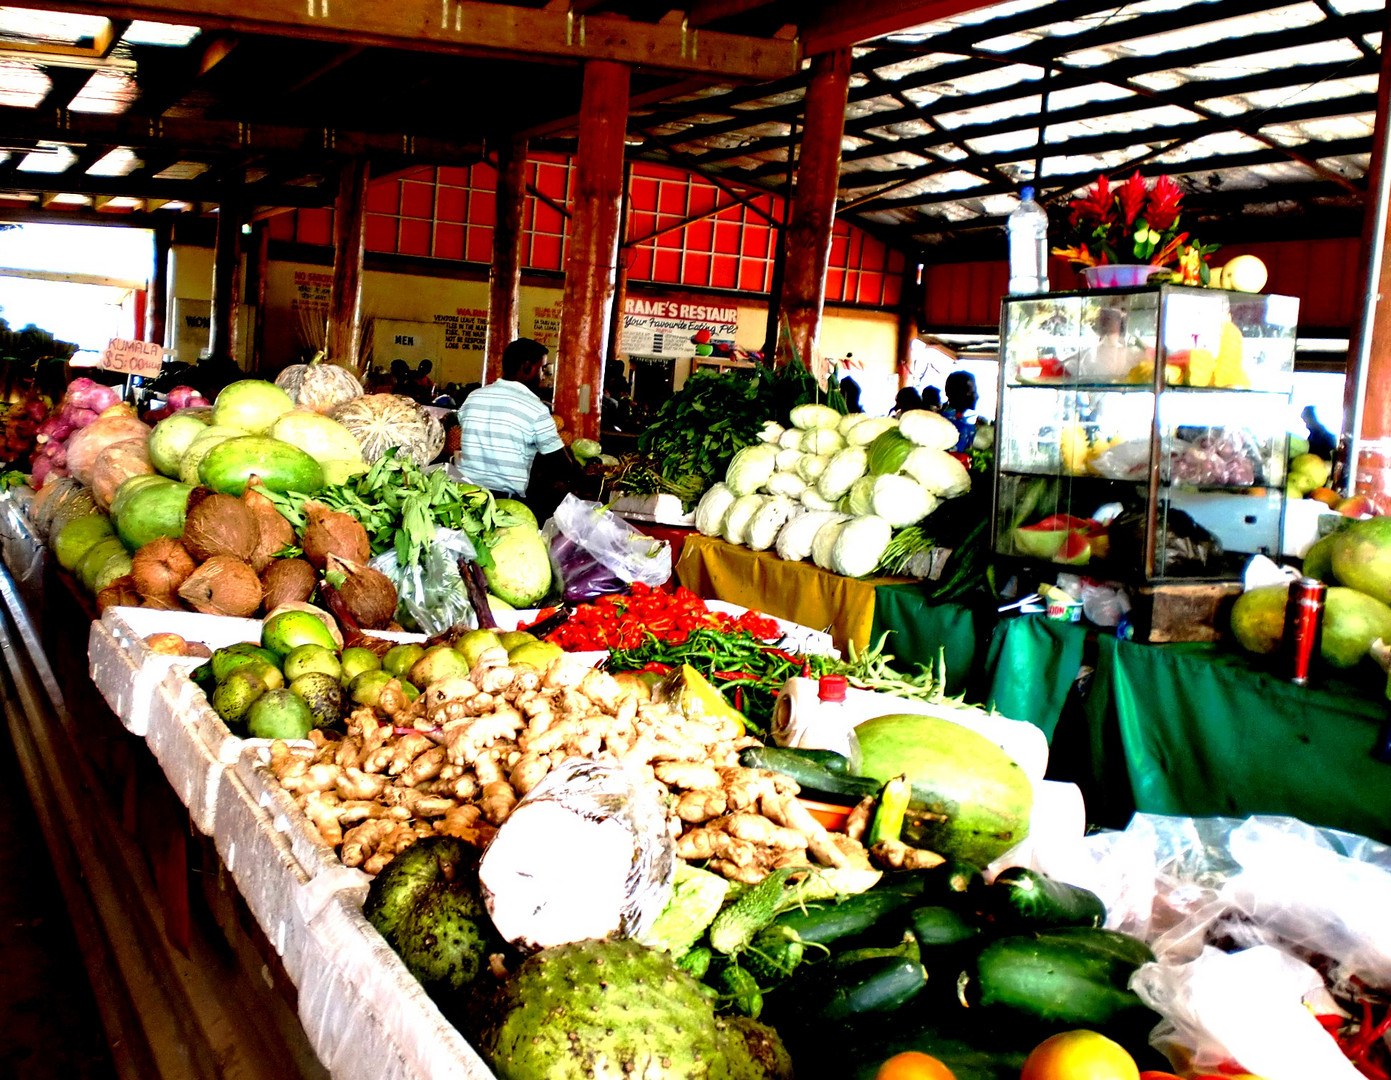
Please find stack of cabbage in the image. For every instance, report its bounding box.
[693,404,970,577]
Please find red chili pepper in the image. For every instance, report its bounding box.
[641,662,672,675]
[762,647,803,666]
[713,671,762,682]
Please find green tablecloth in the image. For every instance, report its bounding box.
[980,616,1089,739]
[870,585,989,697]
[1105,640,1391,842]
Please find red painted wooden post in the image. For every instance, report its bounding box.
[208,199,242,364]
[779,48,851,369]
[486,136,528,384]
[328,159,370,372]
[556,60,630,440]
[145,220,170,346]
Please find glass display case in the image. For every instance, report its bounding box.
[993,284,1299,582]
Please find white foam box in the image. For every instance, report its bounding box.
[208,764,332,986]
[145,672,227,834]
[90,607,262,737]
[235,740,346,887]
[297,892,497,1080]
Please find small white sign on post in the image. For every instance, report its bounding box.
[100,338,167,377]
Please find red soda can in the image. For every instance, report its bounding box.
[1282,577,1326,686]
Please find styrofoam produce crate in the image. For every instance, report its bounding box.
[297,892,496,1080]
[157,665,250,764]
[145,672,227,834]
[235,740,347,886]
[209,764,348,987]
[611,492,695,527]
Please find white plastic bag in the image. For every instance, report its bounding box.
[542,494,672,603]
[369,527,478,635]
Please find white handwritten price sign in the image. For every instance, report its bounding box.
[100,338,167,377]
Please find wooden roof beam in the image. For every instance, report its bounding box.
[0,171,333,207]
[0,105,484,164]
[1,0,800,80]
[802,0,997,55]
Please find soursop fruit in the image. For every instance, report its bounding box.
[475,938,793,1080]
[394,884,501,994]
[364,835,469,945]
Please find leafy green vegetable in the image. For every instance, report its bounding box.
[263,449,520,571]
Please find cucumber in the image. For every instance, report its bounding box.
[738,746,879,804]
[803,955,927,1023]
[1035,926,1154,967]
[983,867,1105,929]
[770,873,930,945]
[959,930,1153,1026]
[910,905,980,948]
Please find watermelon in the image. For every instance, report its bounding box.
[849,713,1033,866]
[198,436,324,496]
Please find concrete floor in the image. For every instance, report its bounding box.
[0,734,117,1080]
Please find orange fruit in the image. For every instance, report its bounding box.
[1021,1030,1139,1080]
[1308,487,1341,508]
[875,1051,958,1080]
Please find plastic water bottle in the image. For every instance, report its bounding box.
[1008,185,1049,294]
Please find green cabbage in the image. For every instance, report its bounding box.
[866,429,915,475]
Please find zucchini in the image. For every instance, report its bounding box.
[921,858,985,906]
[738,746,879,804]
[959,930,1152,1026]
[910,905,980,949]
[1035,926,1154,967]
[804,955,927,1023]
[771,872,932,945]
[983,867,1105,929]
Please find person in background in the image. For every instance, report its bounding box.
[389,358,410,395]
[922,385,942,411]
[409,359,436,403]
[892,386,922,416]
[839,376,863,414]
[455,338,568,516]
[941,371,979,452]
[1302,405,1337,459]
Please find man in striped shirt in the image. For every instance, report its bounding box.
[456,338,568,505]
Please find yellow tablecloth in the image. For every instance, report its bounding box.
[675,534,906,653]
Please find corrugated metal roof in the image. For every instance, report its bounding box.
[625,0,1386,254]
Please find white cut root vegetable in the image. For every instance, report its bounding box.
[765,471,807,498]
[790,403,842,430]
[797,454,830,484]
[776,510,844,562]
[746,496,797,551]
[847,417,899,446]
[725,444,778,496]
[831,514,893,577]
[723,494,767,545]
[902,447,971,498]
[694,483,737,537]
[871,473,939,527]
[801,428,845,456]
[812,518,851,570]
[774,448,804,473]
[898,409,961,451]
[817,446,869,501]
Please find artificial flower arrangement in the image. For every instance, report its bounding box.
[1053,171,1219,284]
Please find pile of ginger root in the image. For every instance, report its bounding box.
[263,647,911,882]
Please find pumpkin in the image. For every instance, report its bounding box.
[275,360,365,415]
[91,438,155,510]
[329,394,445,468]
[67,415,151,487]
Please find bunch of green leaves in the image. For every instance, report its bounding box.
[634,368,779,490]
[263,449,520,571]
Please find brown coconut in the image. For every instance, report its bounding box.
[130,537,197,602]
[242,482,296,572]
[182,491,259,563]
[177,555,262,617]
[261,557,316,611]
[325,554,398,630]
[301,501,370,570]
[96,574,142,613]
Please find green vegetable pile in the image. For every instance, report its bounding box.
[263,448,520,570]
[617,355,824,510]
